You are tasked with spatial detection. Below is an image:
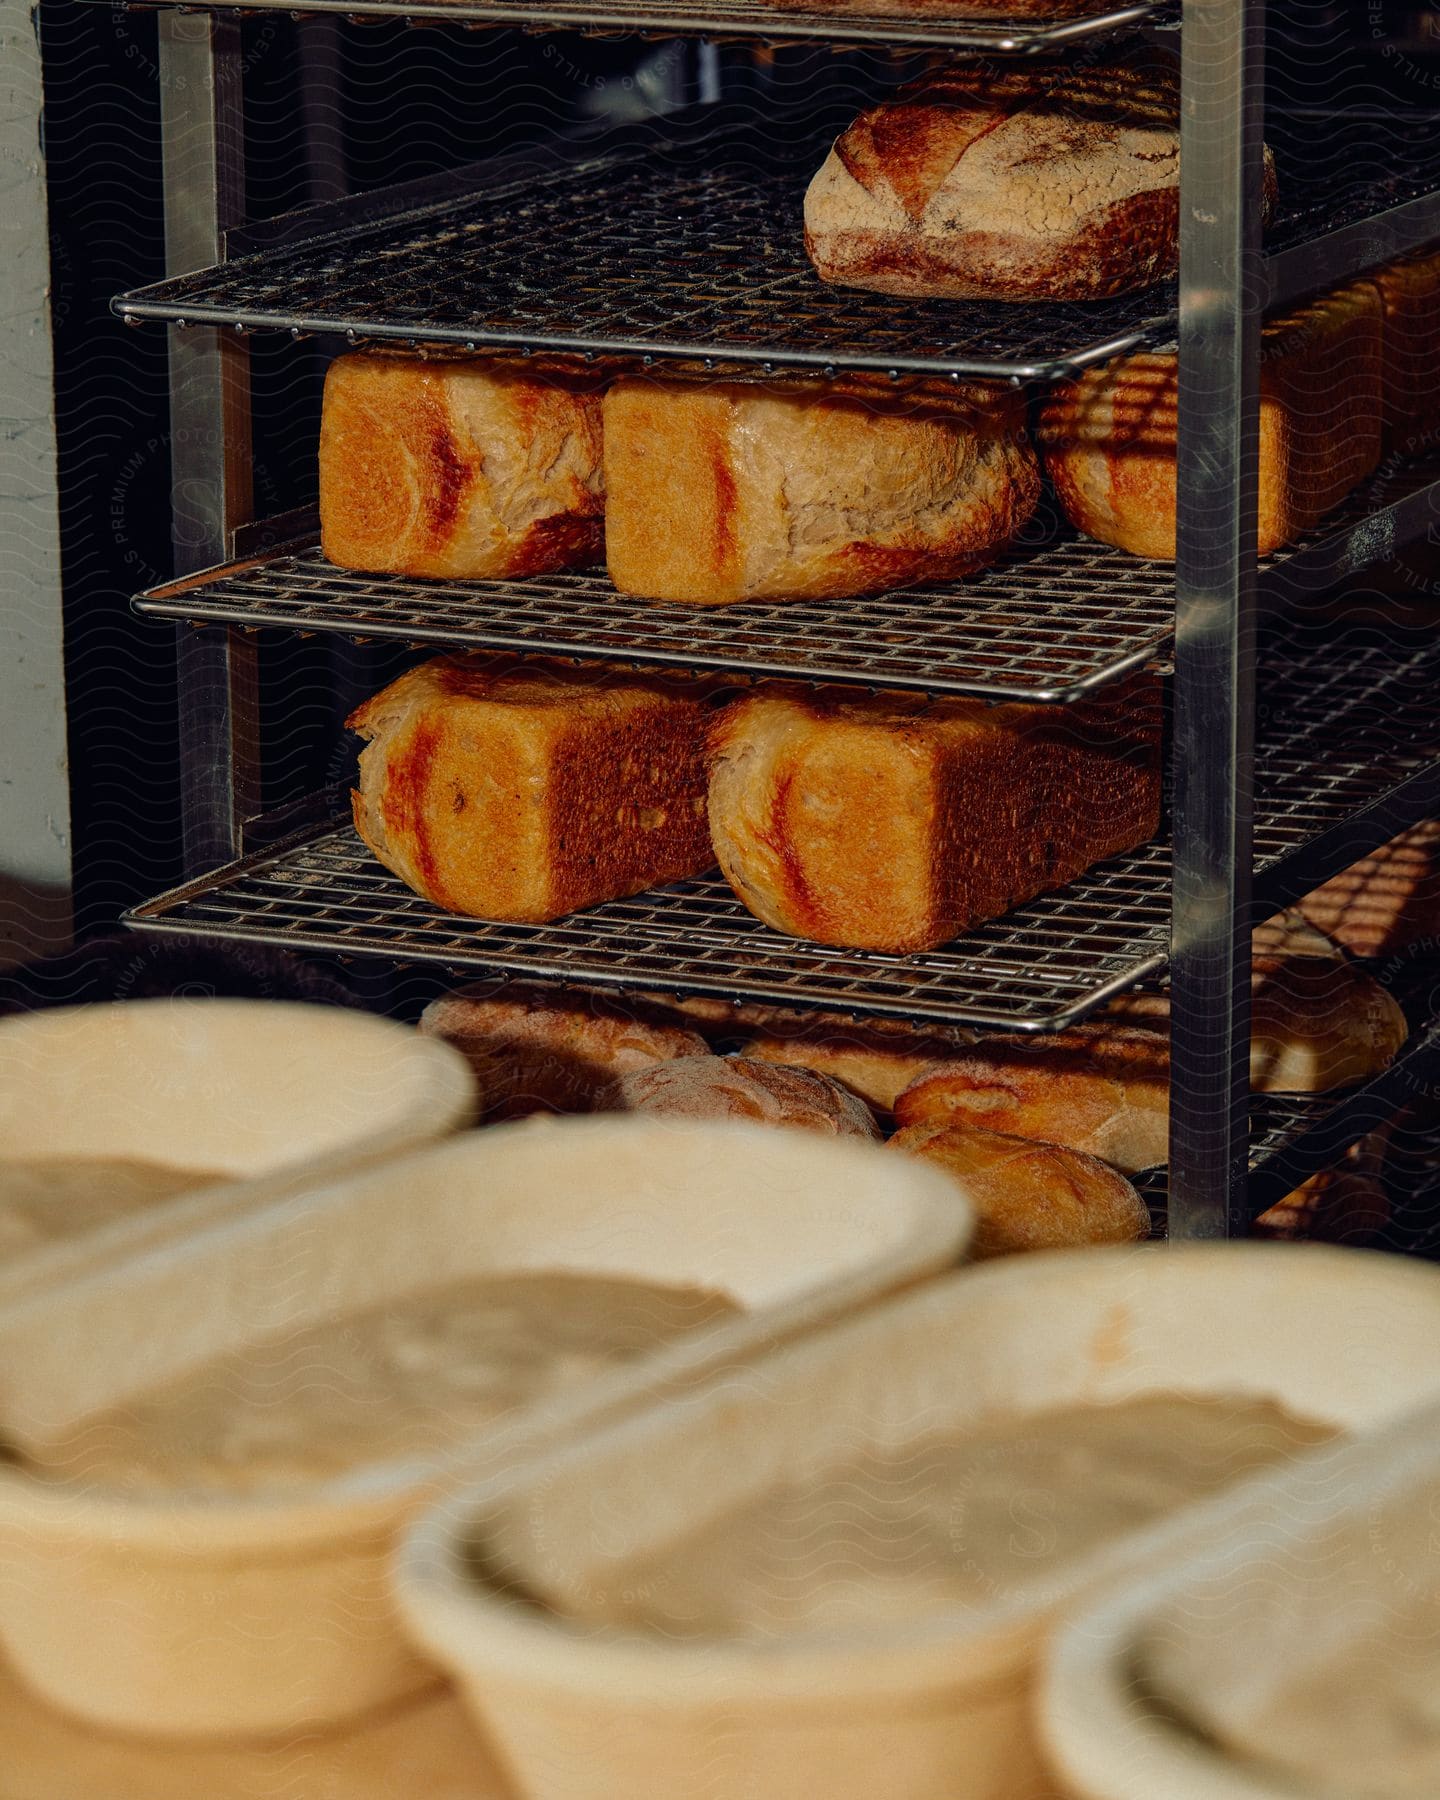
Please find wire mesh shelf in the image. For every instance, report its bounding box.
[113,106,1440,380]
[98,0,1168,53]
[124,634,1440,1029]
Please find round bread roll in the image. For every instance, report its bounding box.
[888,1121,1150,1259]
[893,1022,1170,1174]
[601,1055,881,1139]
[419,982,708,1121]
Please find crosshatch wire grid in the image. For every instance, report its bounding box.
[125,636,1440,1030]
[138,533,1175,704]
[114,107,1440,379]
[97,0,1169,53]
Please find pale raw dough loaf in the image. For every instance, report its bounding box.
[602,375,1039,605]
[804,54,1273,301]
[707,678,1161,952]
[601,1055,881,1139]
[1038,280,1383,558]
[319,351,604,579]
[348,655,715,920]
[893,1021,1170,1175]
[419,982,709,1121]
[888,1120,1150,1258]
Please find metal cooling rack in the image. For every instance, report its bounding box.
[113,106,1440,379]
[97,0,1167,53]
[138,531,1174,706]
[133,457,1440,704]
[124,635,1440,1028]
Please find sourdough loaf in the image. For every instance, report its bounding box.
[602,1055,881,1139]
[348,656,714,920]
[1368,248,1440,453]
[707,678,1162,952]
[1038,281,1384,559]
[893,1021,1170,1174]
[888,1121,1150,1258]
[419,982,708,1121]
[738,1015,976,1114]
[319,352,604,579]
[804,54,1273,302]
[602,376,1039,605]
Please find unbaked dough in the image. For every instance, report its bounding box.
[0,1158,222,1257]
[582,1395,1337,1639]
[31,1271,741,1496]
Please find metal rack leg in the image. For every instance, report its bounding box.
[1169,0,1267,1237]
[158,13,260,873]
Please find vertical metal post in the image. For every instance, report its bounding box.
[158,12,260,872]
[1169,0,1267,1236]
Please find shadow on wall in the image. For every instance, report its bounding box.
[0,873,73,974]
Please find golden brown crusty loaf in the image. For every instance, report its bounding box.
[1367,249,1440,454]
[804,54,1273,302]
[888,1121,1150,1258]
[348,656,715,920]
[1106,912,1410,1094]
[738,1016,976,1115]
[1038,281,1383,558]
[894,1022,1170,1174]
[601,1055,881,1139]
[319,352,604,579]
[602,376,1039,605]
[419,982,709,1121]
[707,678,1162,952]
[1295,821,1440,960]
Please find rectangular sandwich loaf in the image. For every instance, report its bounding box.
[319,352,604,579]
[1038,280,1383,559]
[707,676,1162,952]
[348,656,715,921]
[602,375,1039,605]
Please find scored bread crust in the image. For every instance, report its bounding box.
[892,1023,1171,1175]
[888,1121,1151,1258]
[602,376,1039,605]
[348,656,715,921]
[602,1055,882,1139]
[1038,280,1383,559]
[706,680,1161,952]
[419,982,708,1120]
[803,56,1273,302]
[319,352,604,579]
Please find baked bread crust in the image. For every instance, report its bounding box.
[893,1022,1170,1174]
[602,376,1039,605]
[348,656,715,920]
[1038,281,1383,559]
[1295,822,1440,961]
[1368,249,1440,454]
[888,1120,1150,1258]
[319,352,604,579]
[738,1017,976,1114]
[419,982,708,1121]
[602,1055,881,1138]
[804,56,1272,302]
[707,679,1161,952]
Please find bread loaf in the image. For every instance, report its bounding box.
[738,1015,975,1114]
[1295,822,1440,960]
[419,982,708,1121]
[893,1022,1170,1174]
[888,1121,1150,1258]
[319,352,603,579]
[1106,912,1410,1094]
[348,656,714,920]
[602,376,1039,605]
[1038,281,1384,559]
[804,55,1273,302]
[601,1055,881,1139]
[707,678,1161,952]
[1368,248,1440,454]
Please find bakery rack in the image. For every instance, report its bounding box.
[108,3,1440,1237]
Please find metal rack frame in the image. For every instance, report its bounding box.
[137,3,1440,1237]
